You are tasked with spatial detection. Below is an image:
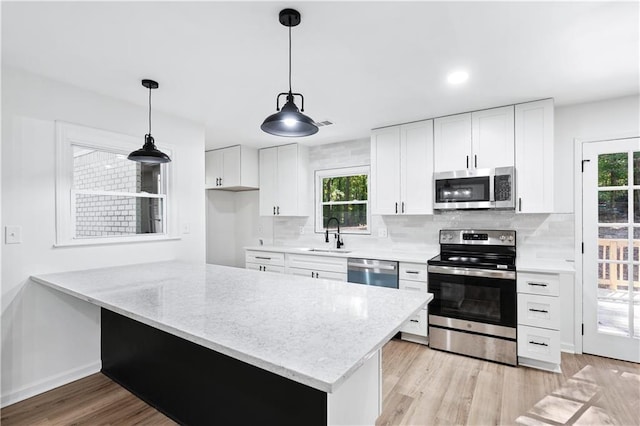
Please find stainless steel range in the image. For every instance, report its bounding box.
[427,229,517,366]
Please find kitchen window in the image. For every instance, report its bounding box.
[55,122,175,246]
[315,166,370,234]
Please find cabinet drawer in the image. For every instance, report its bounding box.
[399,279,428,293]
[517,294,560,330]
[246,263,284,274]
[288,267,347,282]
[245,251,285,267]
[517,325,560,364]
[517,272,560,296]
[400,309,427,336]
[400,263,429,282]
[286,254,347,273]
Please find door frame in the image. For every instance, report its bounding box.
[574,132,639,355]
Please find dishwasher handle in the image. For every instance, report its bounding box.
[347,262,397,271]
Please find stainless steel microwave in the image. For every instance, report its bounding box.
[433,166,515,210]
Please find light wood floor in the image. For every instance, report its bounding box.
[2,339,638,425]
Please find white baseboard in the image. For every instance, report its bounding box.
[1,361,101,408]
[561,343,576,353]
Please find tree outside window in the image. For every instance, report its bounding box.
[316,167,369,234]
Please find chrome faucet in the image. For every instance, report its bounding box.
[324,217,344,249]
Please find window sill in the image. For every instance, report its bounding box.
[54,234,182,248]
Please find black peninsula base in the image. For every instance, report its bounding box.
[100,308,327,425]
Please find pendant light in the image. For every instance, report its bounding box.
[261,9,318,137]
[128,79,171,163]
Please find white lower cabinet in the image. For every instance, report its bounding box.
[398,262,429,345]
[245,250,285,274]
[517,270,562,372]
[286,254,348,282]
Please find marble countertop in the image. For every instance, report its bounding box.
[516,258,575,273]
[245,245,437,264]
[31,261,431,393]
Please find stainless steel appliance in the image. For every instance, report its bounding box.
[347,258,399,289]
[433,166,515,210]
[428,229,517,366]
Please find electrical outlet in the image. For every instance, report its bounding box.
[5,226,22,244]
[378,227,388,238]
[299,226,305,235]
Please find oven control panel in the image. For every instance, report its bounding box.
[440,229,516,246]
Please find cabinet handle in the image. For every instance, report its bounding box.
[466,155,469,169]
[311,272,315,278]
[259,265,263,271]
[255,256,271,260]
[315,272,319,278]
[277,206,280,215]
[273,206,276,215]
[219,177,222,186]
[409,319,419,323]
[529,341,549,347]
[519,198,522,212]
[528,282,548,287]
[474,155,477,168]
[402,202,405,214]
[529,308,549,313]
[405,271,419,274]
[395,202,398,214]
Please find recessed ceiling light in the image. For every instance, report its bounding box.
[447,71,469,85]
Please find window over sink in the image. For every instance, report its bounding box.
[55,122,175,246]
[315,166,370,234]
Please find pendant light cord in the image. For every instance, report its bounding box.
[288,23,292,93]
[148,87,152,135]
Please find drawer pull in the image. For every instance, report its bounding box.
[529,341,548,347]
[255,256,271,260]
[529,308,549,313]
[405,271,420,274]
[528,282,548,287]
[409,319,419,323]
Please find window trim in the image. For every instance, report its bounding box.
[314,165,371,235]
[55,121,176,246]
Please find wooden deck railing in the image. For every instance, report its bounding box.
[598,238,640,290]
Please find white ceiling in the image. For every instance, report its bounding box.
[2,1,639,150]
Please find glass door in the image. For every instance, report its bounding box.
[583,138,640,362]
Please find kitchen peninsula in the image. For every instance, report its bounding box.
[30,261,431,425]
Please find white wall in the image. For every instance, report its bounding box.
[1,67,206,406]
[555,94,640,213]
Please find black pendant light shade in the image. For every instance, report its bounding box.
[128,79,171,164]
[261,92,318,137]
[261,9,318,137]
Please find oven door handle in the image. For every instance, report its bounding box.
[427,265,515,280]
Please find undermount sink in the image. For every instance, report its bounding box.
[299,248,352,254]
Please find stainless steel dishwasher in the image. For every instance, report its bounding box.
[347,258,399,289]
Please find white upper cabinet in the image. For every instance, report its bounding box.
[205,145,258,190]
[433,113,472,172]
[259,144,309,216]
[515,99,554,213]
[371,120,433,215]
[472,106,515,169]
[371,126,401,215]
[434,106,514,172]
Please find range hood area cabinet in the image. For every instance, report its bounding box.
[433,105,515,172]
[515,99,555,213]
[371,120,434,215]
[259,143,309,216]
[205,145,258,191]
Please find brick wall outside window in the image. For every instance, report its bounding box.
[73,150,140,237]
